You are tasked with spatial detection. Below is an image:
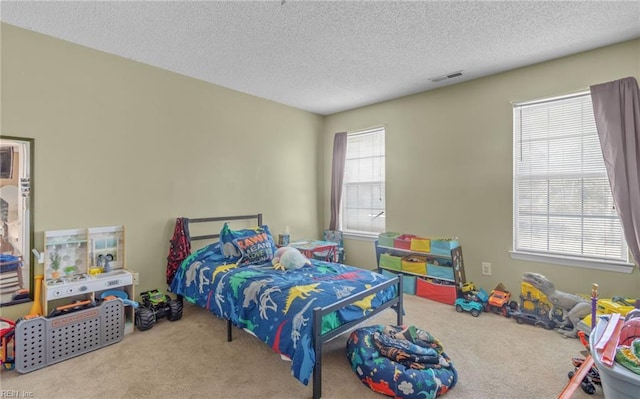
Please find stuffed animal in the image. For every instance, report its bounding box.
[272,246,310,271]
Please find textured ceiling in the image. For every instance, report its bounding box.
[2,1,639,115]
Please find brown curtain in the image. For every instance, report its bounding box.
[329,132,347,230]
[590,77,640,266]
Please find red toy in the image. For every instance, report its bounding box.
[0,317,16,370]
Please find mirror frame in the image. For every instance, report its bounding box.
[0,136,34,306]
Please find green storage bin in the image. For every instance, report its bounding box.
[378,232,401,247]
[379,253,402,271]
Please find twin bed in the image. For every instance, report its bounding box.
[167,214,404,399]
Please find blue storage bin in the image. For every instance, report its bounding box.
[427,263,454,280]
[402,274,417,295]
[381,269,416,295]
[430,238,459,256]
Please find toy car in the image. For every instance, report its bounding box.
[486,289,514,317]
[511,310,556,330]
[455,297,485,317]
[461,282,476,294]
[135,289,183,331]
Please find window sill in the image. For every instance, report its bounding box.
[343,231,379,241]
[509,251,636,273]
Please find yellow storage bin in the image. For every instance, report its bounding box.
[401,255,427,274]
[410,237,431,252]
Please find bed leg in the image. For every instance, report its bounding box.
[312,307,322,399]
[397,278,404,326]
[227,319,232,342]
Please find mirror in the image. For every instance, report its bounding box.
[0,136,34,306]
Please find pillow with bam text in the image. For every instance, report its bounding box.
[219,222,277,265]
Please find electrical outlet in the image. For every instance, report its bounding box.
[133,272,140,285]
[481,262,492,276]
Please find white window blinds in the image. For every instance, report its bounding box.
[341,127,386,234]
[513,93,628,263]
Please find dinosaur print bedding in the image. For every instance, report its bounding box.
[169,241,398,386]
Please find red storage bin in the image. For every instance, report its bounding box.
[394,234,416,250]
[416,278,458,305]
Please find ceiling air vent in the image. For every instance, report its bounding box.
[429,70,463,83]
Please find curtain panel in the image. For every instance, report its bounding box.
[329,132,347,230]
[590,77,640,267]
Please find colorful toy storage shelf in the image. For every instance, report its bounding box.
[375,233,465,305]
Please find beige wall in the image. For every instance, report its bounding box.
[323,39,640,299]
[1,23,638,320]
[0,24,323,319]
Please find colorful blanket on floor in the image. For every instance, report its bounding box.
[373,325,450,370]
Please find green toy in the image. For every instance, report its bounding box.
[135,289,183,331]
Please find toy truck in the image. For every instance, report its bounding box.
[510,281,558,330]
[455,287,488,317]
[486,285,516,317]
[135,289,183,331]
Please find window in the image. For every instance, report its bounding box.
[512,92,629,269]
[341,127,385,236]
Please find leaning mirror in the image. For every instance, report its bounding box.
[0,136,34,306]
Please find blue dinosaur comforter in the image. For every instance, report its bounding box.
[170,242,398,385]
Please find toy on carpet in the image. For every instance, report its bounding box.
[135,289,183,331]
[272,246,310,271]
[0,318,15,370]
[510,276,563,331]
[521,272,590,338]
[454,282,488,317]
[578,297,640,335]
[567,355,601,395]
[561,291,640,397]
[486,282,517,317]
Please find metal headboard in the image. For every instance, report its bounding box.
[185,213,263,242]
